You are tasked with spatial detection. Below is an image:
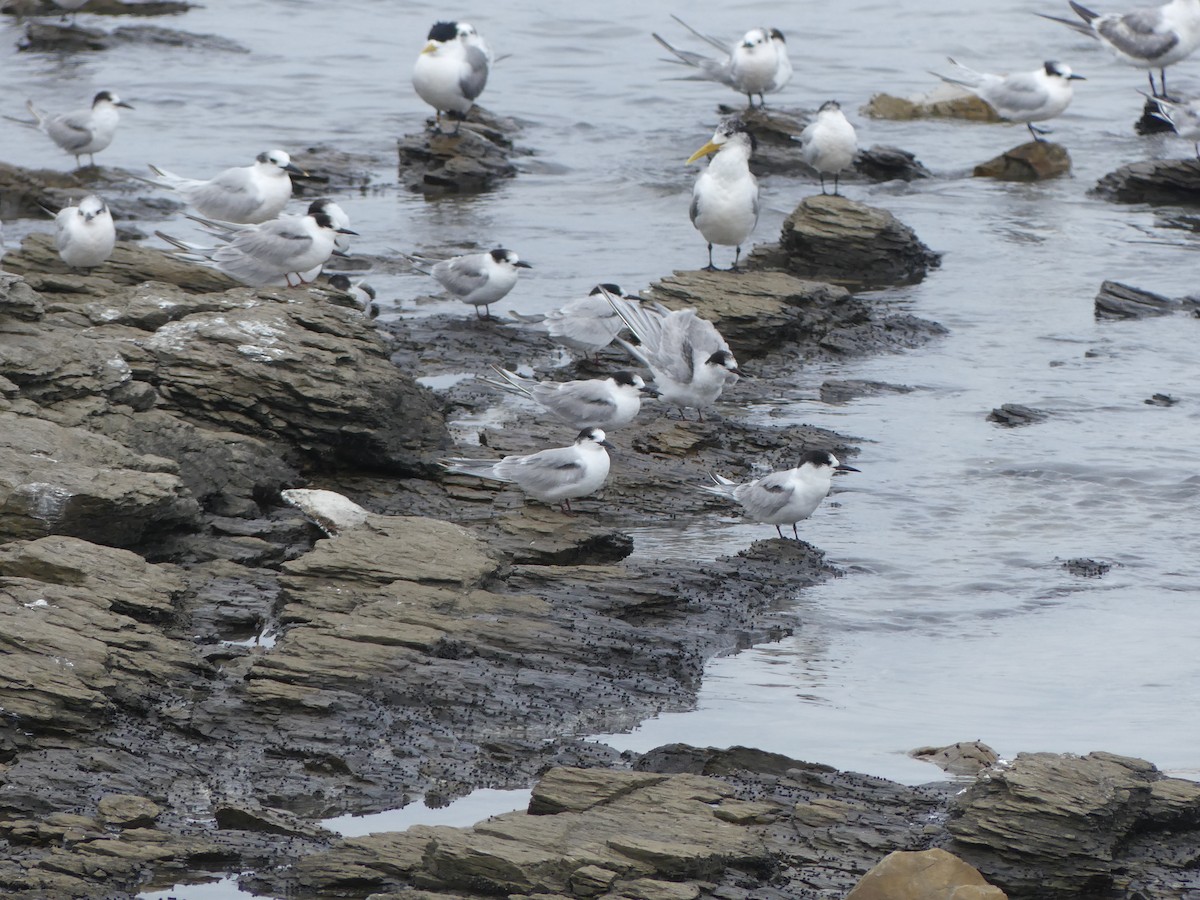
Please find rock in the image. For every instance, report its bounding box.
[909,742,1001,777]
[2,0,197,17]
[397,107,523,195]
[0,162,180,225]
[213,802,330,838]
[947,751,1200,898]
[97,794,162,829]
[289,145,378,195]
[281,488,371,536]
[973,142,1070,182]
[855,145,933,182]
[846,848,1007,900]
[18,20,248,53]
[819,379,915,404]
[1062,558,1112,577]
[1094,157,1200,204]
[758,194,939,288]
[862,88,1002,122]
[1144,393,1176,406]
[986,404,1048,427]
[529,767,669,814]
[1093,280,1179,319]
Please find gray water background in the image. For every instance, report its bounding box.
[4,0,1199,811]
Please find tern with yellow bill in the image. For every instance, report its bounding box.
[686,117,759,272]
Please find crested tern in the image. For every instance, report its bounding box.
[687,118,759,272]
[413,20,491,130]
[652,17,790,107]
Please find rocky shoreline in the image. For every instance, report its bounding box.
[3,150,1199,900]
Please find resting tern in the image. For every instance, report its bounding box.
[486,367,649,431]
[799,100,858,195]
[701,449,859,540]
[936,60,1085,142]
[53,195,115,269]
[409,248,530,318]
[441,427,614,514]
[16,91,132,168]
[508,283,631,359]
[603,288,742,421]
[413,20,491,130]
[148,150,305,225]
[652,17,791,107]
[1144,92,1200,153]
[1038,0,1200,97]
[687,117,759,272]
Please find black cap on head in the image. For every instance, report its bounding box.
[800,449,837,468]
[312,212,335,230]
[591,283,622,296]
[818,100,841,113]
[93,90,115,104]
[307,198,333,215]
[769,28,785,42]
[612,371,641,387]
[428,21,458,42]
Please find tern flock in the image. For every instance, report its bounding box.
[10,0,1200,537]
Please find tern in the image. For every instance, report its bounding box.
[148,150,305,225]
[1038,0,1200,97]
[652,17,790,107]
[441,427,614,513]
[53,195,115,269]
[408,248,530,318]
[936,59,1085,142]
[485,367,649,431]
[14,91,133,168]
[603,288,742,421]
[701,449,859,540]
[413,20,491,130]
[799,100,858,195]
[508,283,631,359]
[687,118,759,272]
[1144,92,1200,154]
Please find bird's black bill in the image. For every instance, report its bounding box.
[835,464,860,473]
[514,260,533,268]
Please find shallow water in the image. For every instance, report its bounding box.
[6,0,1200,850]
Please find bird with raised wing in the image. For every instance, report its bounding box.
[702,449,859,540]
[508,283,631,359]
[1144,92,1200,154]
[652,17,790,106]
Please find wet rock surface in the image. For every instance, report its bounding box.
[15,18,247,53]
[397,107,526,195]
[1093,279,1180,319]
[974,141,1071,182]
[862,88,1002,122]
[987,404,1049,427]
[1094,157,1200,204]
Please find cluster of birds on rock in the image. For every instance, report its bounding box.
[11,0,1200,539]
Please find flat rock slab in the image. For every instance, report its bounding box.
[398,107,523,195]
[974,141,1070,182]
[2,0,195,16]
[0,161,183,223]
[1095,157,1200,204]
[1094,280,1180,319]
[18,19,247,52]
[862,89,1001,122]
[846,848,1007,900]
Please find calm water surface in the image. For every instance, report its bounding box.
[5,0,1199,843]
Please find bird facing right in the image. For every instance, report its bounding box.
[687,117,759,272]
[799,100,858,195]
[22,91,133,168]
[429,248,531,318]
[148,150,305,225]
[701,449,859,540]
[486,366,649,431]
[413,20,491,130]
[54,195,116,269]
[935,59,1085,142]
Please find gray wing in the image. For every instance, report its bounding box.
[459,45,490,101]
[1098,10,1179,59]
[652,34,735,85]
[689,191,701,226]
[534,380,617,422]
[185,167,263,221]
[986,72,1050,112]
[496,446,586,494]
[670,14,734,54]
[432,254,488,296]
[547,297,624,348]
[44,110,94,152]
[213,219,311,283]
[734,472,794,520]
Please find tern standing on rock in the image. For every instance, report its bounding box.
[148,150,306,225]
[688,118,759,272]
[486,367,649,431]
[702,449,859,540]
[17,91,133,169]
[935,60,1085,142]
[508,283,631,359]
[799,100,858,195]
[653,18,790,107]
[441,427,615,514]
[419,248,530,318]
[413,20,491,131]
[54,195,116,269]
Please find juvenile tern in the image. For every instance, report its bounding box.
[701,449,859,540]
[508,283,630,358]
[936,59,1085,142]
[688,118,759,272]
[157,199,355,286]
[413,248,530,318]
[486,367,649,431]
[1145,92,1200,153]
[1038,0,1200,97]
[799,100,858,195]
[148,150,305,225]
[413,20,491,130]
[441,427,614,513]
[604,288,742,420]
[53,195,115,269]
[652,17,790,106]
[17,91,132,168]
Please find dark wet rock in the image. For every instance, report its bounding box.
[820,379,915,404]
[846,848,1007,900]
[1144,392,1177,406]
[1094,279,1179,319]
[0,161,181,224]
[1094,157,1200,204]
[909,742,1001,778]
[863,89,1001,122]
[947,751,1200,898]
[752,194,940,288]
[397,107,523,195]
[726,105,807,177]
[987,404,1048,427]
[290,145,379,196]
[1062,558,1112,577]
[1134,97,1177,136]
[2,0,195,16]
[973,141,1070,182]
[213,803,330,839]
[855,144,933,182]
[18,19,247,52]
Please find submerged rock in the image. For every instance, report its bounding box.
[987,404,1049,427]
[754,194,940,288]
[973,141,1070,182]
[909,741,1001,777]
[1094,280,1180,319]
[397,107,523,195]
[1094,157,1200,204]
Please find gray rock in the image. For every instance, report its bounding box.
[855,145,933,182]
[862,90,1001,122]
[97,794,162,829]
[1094,280,1179,319]
[909,742,1001,777]
[987,404,1049,427]
[974,141,1071,182]
[1094,157,1200,204]
[397,107,523,195]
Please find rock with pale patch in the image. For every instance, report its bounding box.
[846,848,1006,900]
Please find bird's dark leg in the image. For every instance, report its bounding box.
[697,408,705,423]
[792,523,800,540]
[758,92,766,107]
[702,242,717,272]
[1194,140,1199,160]
[775,524,784,539]
[833,172,841,195]
[1161,68,1169,100]
[1149,70,1160,98]
[819,174,827,195]
[728,245,742,273]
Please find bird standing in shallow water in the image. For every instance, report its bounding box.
[688,118,759,272]
[799,100,858,195]
[413,20,491,131]
[701,449,859,540]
